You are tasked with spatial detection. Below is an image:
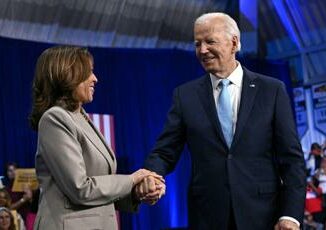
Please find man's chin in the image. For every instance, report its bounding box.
[202,65,217,74]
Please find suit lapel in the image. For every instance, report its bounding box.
[197,75,226,145]
[69,110,117,173]
[231,68,258,150]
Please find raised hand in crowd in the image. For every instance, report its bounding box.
[10,186,33,210]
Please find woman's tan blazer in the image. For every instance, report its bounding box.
[33,106,136,230]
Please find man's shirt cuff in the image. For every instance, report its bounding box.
[279,216,300,227]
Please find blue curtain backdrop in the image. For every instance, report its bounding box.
[0,37,292,230]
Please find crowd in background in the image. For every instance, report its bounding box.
[0,163,39,230]
[304,141,326,230]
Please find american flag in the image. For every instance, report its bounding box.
[88,113,116,153]
[88,113,120,229]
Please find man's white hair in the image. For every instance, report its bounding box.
[195,12,241,51]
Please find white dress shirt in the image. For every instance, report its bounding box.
[209,62,300,227]
[210,62,243,134]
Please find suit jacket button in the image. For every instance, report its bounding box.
[228,154,233,159]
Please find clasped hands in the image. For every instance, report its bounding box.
[131,169,165,205]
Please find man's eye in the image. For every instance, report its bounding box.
[194,42,200,47]
[207,40,216,44]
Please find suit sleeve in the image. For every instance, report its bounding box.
[273,83,306,223]
[38,109,133,206]
[144,88,187,176]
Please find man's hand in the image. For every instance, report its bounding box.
[274,219,299,230]
[134,174,165,205]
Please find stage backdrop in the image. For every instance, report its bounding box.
[0,36,292,230]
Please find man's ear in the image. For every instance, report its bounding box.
[231,35,239,53]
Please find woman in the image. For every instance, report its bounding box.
[0,208,15,230]
[29,46,163,230]
[0,189,25,230]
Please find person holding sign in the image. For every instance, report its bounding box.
[3,163,33,225]
[29,46,165,230]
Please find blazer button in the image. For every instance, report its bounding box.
[227,154,233,160]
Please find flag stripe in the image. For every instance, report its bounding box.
[103,115,112,149]
[109,116,116,152]
[88,113,116,155]
[88,113,119,230]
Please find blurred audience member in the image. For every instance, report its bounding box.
[305,180,324,225]
[0,207,15,230]
[303,211,323,230]
[314,158,326,196]
[24,190,38,230]
[306,143,323,178]
[3,163,32,222]
[0,189,25,230]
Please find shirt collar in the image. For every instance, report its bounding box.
[210,62,243,90]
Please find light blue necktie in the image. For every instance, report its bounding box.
[217,79,233,148]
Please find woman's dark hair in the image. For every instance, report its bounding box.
[2,162,18,186]
[29,46,93,130]
[3,162,17,175]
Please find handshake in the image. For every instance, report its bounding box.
[130,169,166,205]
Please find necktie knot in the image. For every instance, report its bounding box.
[219,79,230,87]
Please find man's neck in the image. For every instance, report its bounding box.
[212,61,238,78]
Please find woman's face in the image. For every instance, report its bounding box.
[6,165,16,180]
[73,71,98,105]
[0,210,11,230]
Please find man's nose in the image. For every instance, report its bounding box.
[198,43,208,53]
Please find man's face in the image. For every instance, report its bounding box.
[194,18,238,77]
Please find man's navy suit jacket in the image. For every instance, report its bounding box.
[145,67,306,230]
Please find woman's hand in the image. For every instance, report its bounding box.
[130,169,164,186]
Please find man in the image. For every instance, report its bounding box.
[140,12,306,230]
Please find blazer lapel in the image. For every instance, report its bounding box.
[231,68,258,150]
[197,75,226,145]
[69,110,117,173]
